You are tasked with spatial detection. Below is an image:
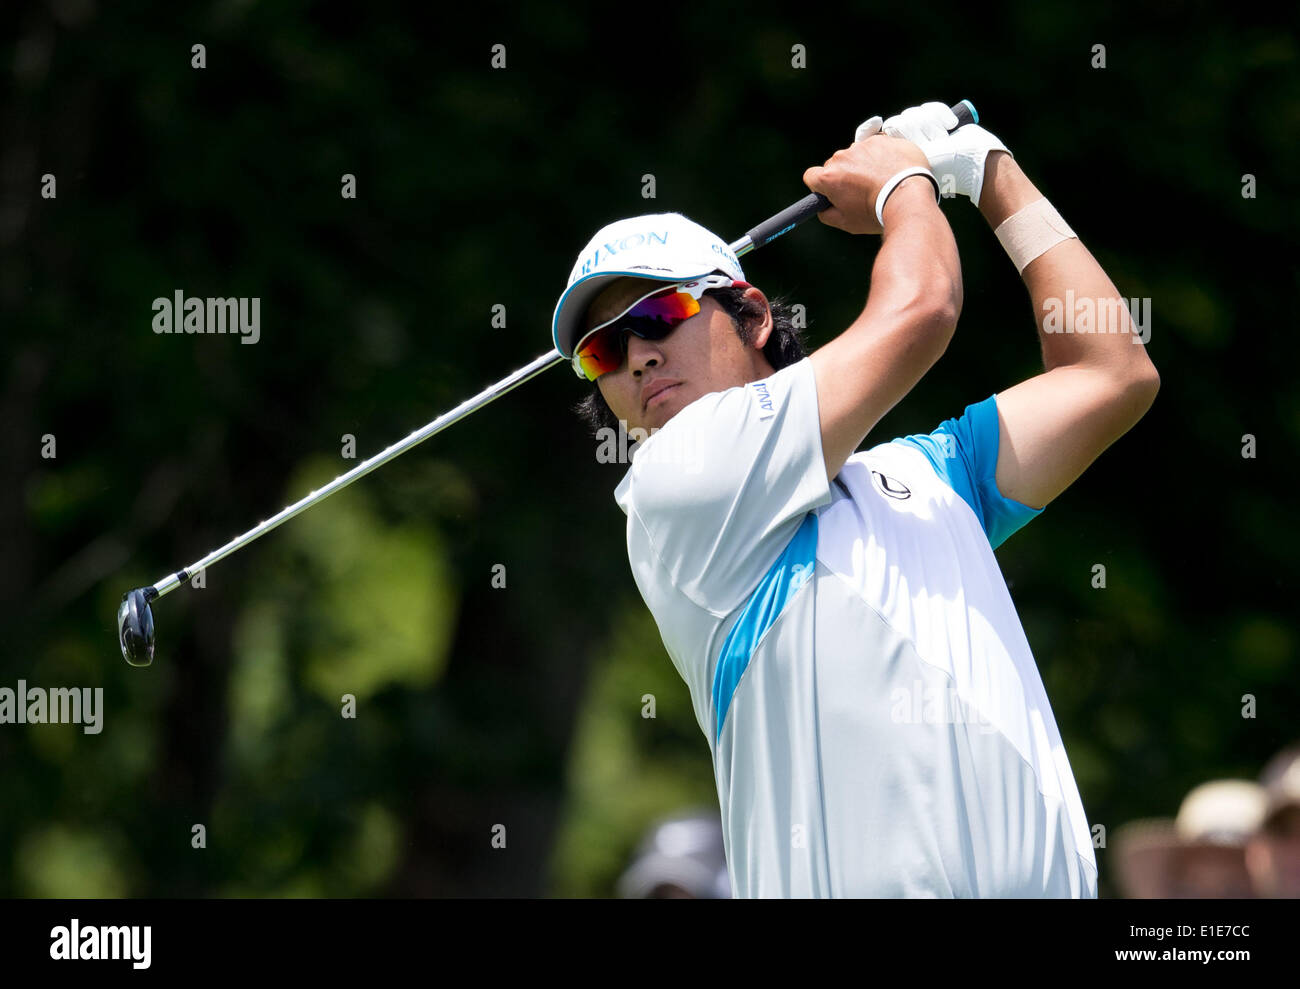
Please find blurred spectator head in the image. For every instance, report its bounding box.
[1245,744,1300,898]
[616,809,730,899]
[1113,779,1267,897]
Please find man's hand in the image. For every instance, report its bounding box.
[866,101,1011,207]
[803,136,934,235]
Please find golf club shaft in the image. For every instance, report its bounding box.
[148,348,565,598]
[144,98,977,599]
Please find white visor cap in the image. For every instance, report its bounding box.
[552,212,746,359]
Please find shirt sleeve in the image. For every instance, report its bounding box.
[892,393,1044,549]
[615,357,833,615]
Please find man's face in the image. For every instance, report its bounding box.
[585,277,775,433]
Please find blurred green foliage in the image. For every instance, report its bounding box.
[2,1,1297,897]
[549,599,717,897]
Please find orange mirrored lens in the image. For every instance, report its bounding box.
[576,290,702,381]
[576,331,623,381]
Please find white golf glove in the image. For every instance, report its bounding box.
[855,101,1011,207]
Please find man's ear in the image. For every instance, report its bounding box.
[743,286,775,351]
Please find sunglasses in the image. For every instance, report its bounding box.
[572,274,745,381]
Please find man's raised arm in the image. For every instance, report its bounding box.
[878,102,1160,510]
[977,153,1160,509]
[802,135,963,482]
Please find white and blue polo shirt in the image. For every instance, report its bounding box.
[613,357,1098,898]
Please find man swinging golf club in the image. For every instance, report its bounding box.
[551,102,1160,897]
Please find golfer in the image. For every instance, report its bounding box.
[551,102,1159,897]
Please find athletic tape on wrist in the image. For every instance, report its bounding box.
[993,197,1077,274]
[875,167,941,226]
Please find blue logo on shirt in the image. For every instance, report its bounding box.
[751,381,774,418]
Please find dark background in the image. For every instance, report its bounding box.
[2,0,1296,897]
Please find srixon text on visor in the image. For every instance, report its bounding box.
[577,231,739,277]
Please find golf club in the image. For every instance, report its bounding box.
[117,99,978,666]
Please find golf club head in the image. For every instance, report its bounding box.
[118,587,157,667]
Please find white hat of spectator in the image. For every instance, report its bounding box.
[616,809,730,899]
[1112,779,1268,898]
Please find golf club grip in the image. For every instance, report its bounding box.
[741,99,977,251]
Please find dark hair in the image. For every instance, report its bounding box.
[571,284,809,436]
